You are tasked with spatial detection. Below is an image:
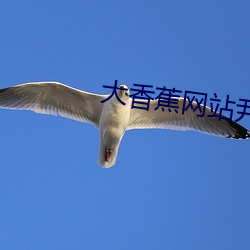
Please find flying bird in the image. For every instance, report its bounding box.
[0,81,249,168]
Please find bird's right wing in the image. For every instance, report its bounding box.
[0,82,107,127]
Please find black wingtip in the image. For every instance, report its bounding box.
[225,119,250,139]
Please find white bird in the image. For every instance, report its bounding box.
[0,81,249,168]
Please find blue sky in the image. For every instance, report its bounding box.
[0,0,249,249]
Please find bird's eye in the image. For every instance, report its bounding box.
[125,92,129,96]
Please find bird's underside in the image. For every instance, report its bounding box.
[0,81,249,168]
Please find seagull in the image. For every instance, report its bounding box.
[0,81,249,168]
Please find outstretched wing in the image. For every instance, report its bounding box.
[0,82,107,127]
[128,98,250,139]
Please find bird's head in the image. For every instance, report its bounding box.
[119,84,130,102]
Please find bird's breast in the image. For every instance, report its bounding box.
[99,99,131,141]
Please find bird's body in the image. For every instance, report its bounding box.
[98,88,131,167]
[0,81,249,168]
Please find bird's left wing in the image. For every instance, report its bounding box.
[0,82,107,127]
[127,98,250,139]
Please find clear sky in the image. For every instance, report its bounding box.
[0,1,249,249]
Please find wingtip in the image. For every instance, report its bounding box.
[247,130,250,139]
[225,120,250,139]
